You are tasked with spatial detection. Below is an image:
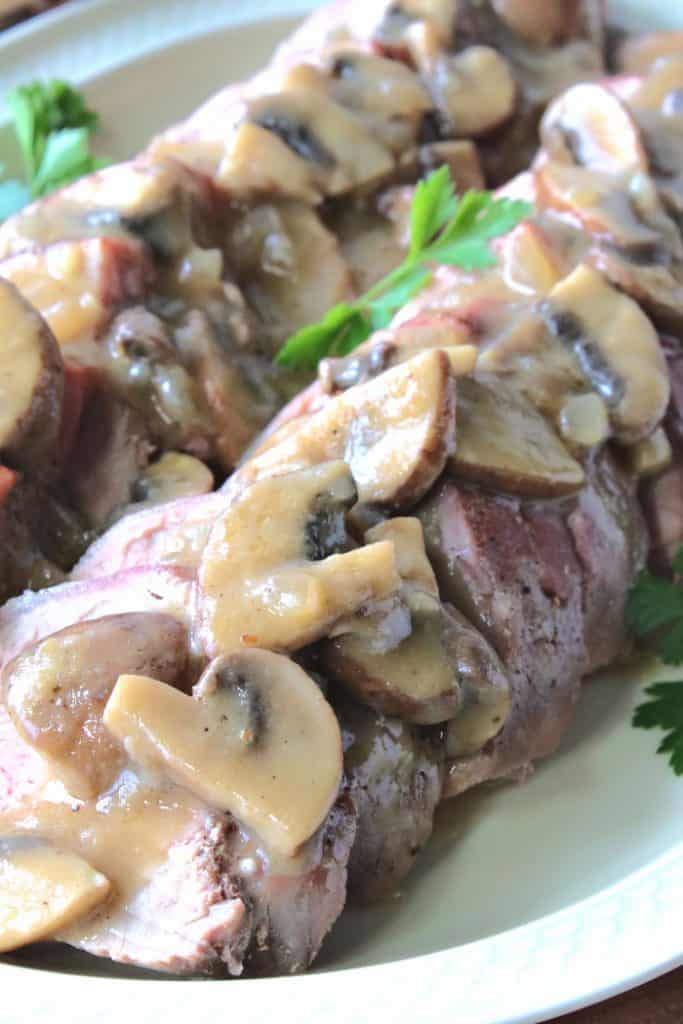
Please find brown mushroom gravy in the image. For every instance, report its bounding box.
[0,0,682,977]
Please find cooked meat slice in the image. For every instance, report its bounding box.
[642,465,683,574]
[335,694,443,903]
[418,454,647,795]
[568,452,648,671]
[0,695,355,976]
[64,389,154,529]
[418,480,587,795]
[0,566,196,671]
[227,793,357,976]
[72,491,228,579]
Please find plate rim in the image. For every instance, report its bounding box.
[1,2,683,1022]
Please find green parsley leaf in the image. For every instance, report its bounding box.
[625,569,683,645]
[627,548,683,774]
[32,127,91,196]
[633,681,683,776]
[409,165,457,259]
[1,79,107,220]
[275,168,532,370]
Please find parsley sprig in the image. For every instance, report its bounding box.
[627,547,683,775]
[275,167,532,371]
[0,80,107,221]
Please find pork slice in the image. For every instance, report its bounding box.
[227,794,357,975]
[0,698,355,976]
[642,465,683,574]
[568,452,648,670]
[72,492,228,579]
[65,389,154,530]
[418,479,588,795]
[0,566,196,670]
[334,694,443,903]
[640,336,683,573]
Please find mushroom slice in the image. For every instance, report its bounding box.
[541,84,648,175]
[365,517,439,599]
[245,91,394,196]
[533,159,663,250]
[228,201,353,347]
[216,122,323,204]
[241,350,456,508]
[323,593,511,729]
[130,452,214,508]
[326,48,433,121]
[371,0,455,57]
[401,140,485,192]
[451,377,585,497]
[426,47,517,139]
[103,650,343,856]
[443,608,512,757]
[491,0,584,47]
[619,33,683,76]
[200,462,401,655]
[546,264,670,444]
[494,222,564,298]
[558,392,610,450]
[625,427,672,479]
[0,279,64,474]
[2,613,189,799]
[0,838,111,953]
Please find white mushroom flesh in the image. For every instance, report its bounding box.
[199,461,401,655]
[103,650,343,856]
[0,838,111,953]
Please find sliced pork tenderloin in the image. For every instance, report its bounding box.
[417,458,646,797]
[334,694,444,903]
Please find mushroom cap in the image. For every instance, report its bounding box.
[103,650,343,857]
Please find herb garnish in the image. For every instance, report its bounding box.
[0,80,107,221]
[627,547,683,775]
[275,167,532,371]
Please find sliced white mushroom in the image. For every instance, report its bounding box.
[625,427,673,479]
[2,613,189,799]
[423,46,517,139]
[130,452,214,508]
[324,48,433,153]
[400,140,485,192]
[534,158,664,251]
[216,122,323,204]
[495,222,564,297]
[200,461,401,655]
[103,650,343,856]
[371,0,455,57]
[240,350,456,508]
[541,83,649,175]
[245,90,394,196]
[365,517,439,599]
[558,392,611,449]
[491,0,583,47]
[546,264,670,443]
[227,201,353,346]
[0,838,111,953]
[323,586,511,731]
[0,279,64,474]
[451,377,585,497]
